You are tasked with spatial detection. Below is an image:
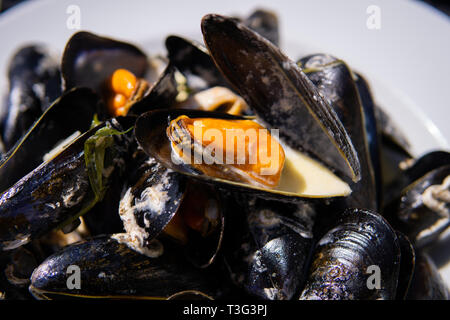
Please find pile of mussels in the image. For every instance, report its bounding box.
[0,9,449,300]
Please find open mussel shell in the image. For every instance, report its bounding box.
[201,14,360,183]
[29,236,222,299]
[222,194,314,300]
[406,251,449,300]
[299,209,401,300]
[384,150,450,207]
[1,44,62,150]
[175,181,225,268]
[299,54,377,210]
[61,31,148,94]
[0,117,133,251]
[119,149,224,268]
[0,88,100,193]
[386,164,450,249]
[118,150,186,248]
[165,35,229,92]
[135,108,351,202]
[125,63,179,115]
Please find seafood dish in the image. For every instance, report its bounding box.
[0,8,448,300]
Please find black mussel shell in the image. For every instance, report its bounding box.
[353,73,382,206]
[0,88,101,193]
[176,182,225,268]
[165,35,229,91]
[299,209,401,300]
[386,164,450,249]
[242,9,279,46]
[61,31,148,94]
[384,150,450,207]
[395,231,415,300]
[222,194,314,300]
[201,14,360,183]
[0,117,133,251]
[375,104,412,155]
[126,64,179,115]
[29,236,222,299]
[406,251,449,300]
[119,149,224,268]
[1,44,62,150]
[299,54,376,210]
[118,150,186,248]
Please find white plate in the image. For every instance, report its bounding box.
[1,0,449,292]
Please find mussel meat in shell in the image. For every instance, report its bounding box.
[201,14,361,183]
[0,8,448,301]
[135,109,352,201]
[62,31,149,95]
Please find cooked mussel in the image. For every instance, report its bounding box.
[0,117,133,250]
[117,150,186,249]
[0,88,100,193]
[29,235,222,299]
[62,31,148,95]
[222,194,314,300]
[242,9,279,46]
[165,35,230,92]
[384,150,450,207]
[298,54,377,210]
[299,209,401,300]
[118,149,224,268]
[353,72,382,206]
[386,164,450,248]
[201,14,360,183]
[0,44,62,150]
[135,109,352,201]
[62,31,179,118]
[406,251,449,300]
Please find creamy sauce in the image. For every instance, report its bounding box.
[276,145,351,197]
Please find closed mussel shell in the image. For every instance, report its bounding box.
[299,208,401,300]
[29,235,221,299]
